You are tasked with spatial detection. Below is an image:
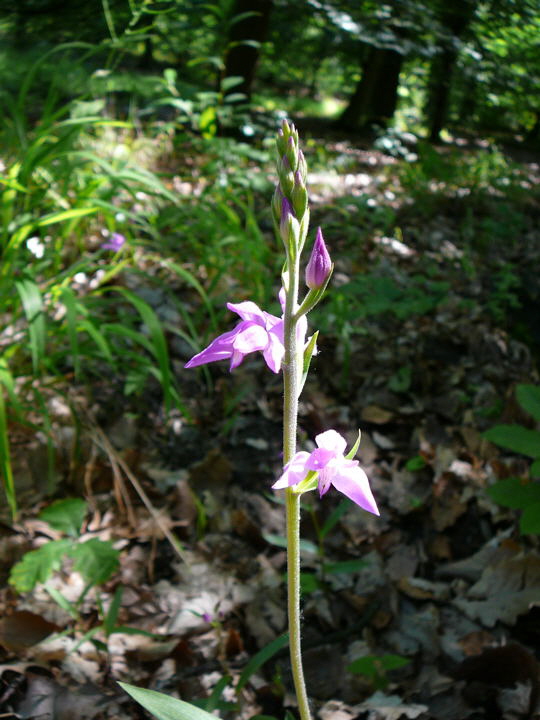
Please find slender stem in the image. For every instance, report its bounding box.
[285,489,311,720]
[282,253,312,720]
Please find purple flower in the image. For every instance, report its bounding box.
[280,197,299,245]
[272,429,379,515]
[305,227,331,290]
[185,300,285,374]
[102,232,125,252]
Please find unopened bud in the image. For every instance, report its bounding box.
[278,155,294,196]
[280,197,300,248]
[305,227,331,289]
[286,136,298,172]
[272,184,284,225]
[297,150,307,182]
[291,171,308,219]
[276,127,287,157]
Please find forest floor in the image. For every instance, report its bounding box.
[1,131,540,720]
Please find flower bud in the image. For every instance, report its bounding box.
[278,155,294,196]
[276,127,287,157]
[280,197,300,248]
[291,170,308,219]
[272,184,284,225]
[297,150,308,183]
[286,136,298,172]
[305,227,331,289]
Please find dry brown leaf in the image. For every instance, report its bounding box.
[397,577,450,601]
[361,405,395,424]
[454,549,540,626]
[0,611,60,652]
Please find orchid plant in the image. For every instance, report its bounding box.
[121,121,379,720]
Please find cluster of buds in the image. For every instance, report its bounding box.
[272,120,331,292]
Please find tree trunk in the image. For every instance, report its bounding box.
[338,46,404,132]
[425,0,476,142]
[222,0,273,103]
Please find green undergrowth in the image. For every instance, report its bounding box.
[1,51,537,518]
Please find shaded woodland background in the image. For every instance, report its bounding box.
[0,2,539,720]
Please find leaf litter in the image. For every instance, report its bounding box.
[1,139,540,720]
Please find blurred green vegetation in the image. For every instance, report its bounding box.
[0,0,539,517]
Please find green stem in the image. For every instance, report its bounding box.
[282,254,312,720]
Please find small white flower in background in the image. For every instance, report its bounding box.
[26,236,45,258]
[73,272,88,288]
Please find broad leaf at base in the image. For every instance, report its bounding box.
[119,682,222,720]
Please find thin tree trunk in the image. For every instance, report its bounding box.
[425,0,476,141]
[223,0,273,103]
[338,46,403,132]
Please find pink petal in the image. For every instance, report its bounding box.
[232,322,268,353]
[230,348,246,370]
[263,311,283,332]
[305,447,335,470]
[315,430,347,455]
[330,462,379,515]
[272,451,310,489]
[227,301,266,324]
[263,332,285,373]
[318,467,333,496]
[184,328,239,368]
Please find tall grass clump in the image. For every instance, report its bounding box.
[0,48,202,518]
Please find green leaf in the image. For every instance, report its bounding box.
[520,503,540,535]
[263,533,318,555]
[300,330,319,394]
[236,633,289,692]
[483,424,540,458]
[345,431,362,461]
[9,539,72,592]
[44,584,78,618]
[299,572,321,594]
[104,585,124,636]
[105,287,174,412]
[323,559,368,575]
[15,277,46,374]
[36,206,99,227]
[388,365,412,393]
[378,654,411,670]
[531,459,540,478]
[39,498,87,537]
[71,539,120,585]
[204,675,231,712]
[348,653,410,677]
[319,498,352,539]
[487,477,540,509]
[200,106,217,139]
[405,455,427,471]
[516,384,540,422]
[119,682,223,720]
[0,381,16,520]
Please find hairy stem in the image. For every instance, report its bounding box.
[283,253,312,720]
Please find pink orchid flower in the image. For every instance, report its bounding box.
[185,300,286,373]
[273,429,379,515]
[185,291,308,375]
